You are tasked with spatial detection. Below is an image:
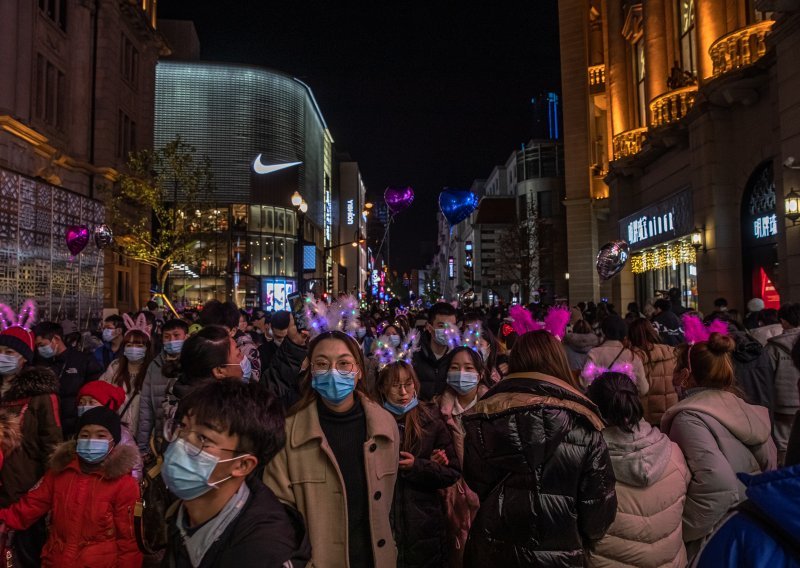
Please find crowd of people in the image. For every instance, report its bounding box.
[0,292,797,567]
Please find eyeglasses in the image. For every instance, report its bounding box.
[311,360,357,375]
[390,382,415,392]
[164,420,242,457]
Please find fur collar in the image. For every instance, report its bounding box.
[1,366,59,402]
[49,439,140,480]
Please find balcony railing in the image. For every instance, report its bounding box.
[588,64,606,92]
[709,20,774,78]
[649,85,698,128]
[612,127,648,160]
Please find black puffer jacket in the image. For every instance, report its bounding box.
[462,373,617,568]
[730,330,774,419]
[411,332,450,401]
[260,339,307,409]
[393,403,460,568]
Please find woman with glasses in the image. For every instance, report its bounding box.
[264,330,400,568]
[375,361,459,568]
[100,327,153,435]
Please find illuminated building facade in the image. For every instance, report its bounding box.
[155,58,335,309]
[0,0,165,317]
[559,0,800,311]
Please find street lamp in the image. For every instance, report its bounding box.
[291,192,306,293]
[691,227,705,253]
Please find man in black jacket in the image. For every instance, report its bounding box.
[261,313,308,409]
[651,299,684,346]
[413,302,458,400]
[34,321,103,438]
[162,379,310,568]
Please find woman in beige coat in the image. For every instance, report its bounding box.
[264,330,400,568]
[628,318,678,425]
[586,372,690,568]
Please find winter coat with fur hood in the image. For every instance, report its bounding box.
[633,344,677,426]
[0,366,63,506]
[0,440,141,568]
[587,421,690,568]
[660,388,777,555]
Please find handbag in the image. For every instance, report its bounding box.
[134,455,174,554]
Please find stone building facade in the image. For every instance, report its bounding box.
[0,0,166,315]
[559,0,800,312]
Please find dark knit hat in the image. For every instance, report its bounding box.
[78,406,121,445]
[0,326,35,362]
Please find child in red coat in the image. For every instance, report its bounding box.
[0,406,141,567]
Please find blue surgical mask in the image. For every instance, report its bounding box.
[102,328,116,343]
[163,339,184,356]
[0,354,20,376]
[240,356,252,383]
[312,369,356,404]
[124,346,147,362]
[37,344,56,359]
[77,405,94,417]
[447,370,479,395]
[383,396,419,416]
[434,328,449,346]
[389,335,401,347]
[162,438,248,501]
[356,327,367,339]
[76,438,111,464]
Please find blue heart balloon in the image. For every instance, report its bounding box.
[439,189,479,227]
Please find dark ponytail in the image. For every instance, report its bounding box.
[586,372,644,433]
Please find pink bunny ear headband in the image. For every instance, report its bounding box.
[122,312,150,339]
[582,360,637,386]
[509,305,570,340]
[0,299,38,331]
[682,314,730,374]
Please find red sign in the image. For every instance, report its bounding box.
[759,267,781,310]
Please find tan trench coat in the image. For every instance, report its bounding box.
[263,393,400,568]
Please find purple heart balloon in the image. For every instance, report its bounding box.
[384,186,415,215]
[65,225,90,256]
[596,240,630,280]
[439,189,479,227]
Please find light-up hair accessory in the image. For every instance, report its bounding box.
[0,299,38,332]
[582,360,637,385]
[509,305,570,340]
[304,294,361,339]
[373,329,420,370]
[122,312,150,339]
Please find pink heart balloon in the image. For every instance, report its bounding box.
[384,186,415,215]
[65,225,90,256]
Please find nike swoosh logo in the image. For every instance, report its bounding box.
[253,155,303,175]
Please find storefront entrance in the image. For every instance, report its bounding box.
[741,161,781,308]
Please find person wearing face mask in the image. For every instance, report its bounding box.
[0,406,141,567]
[461,331,617,568]
[662,332,776,560]
[34,321,103,438]
[161,379,311,567]
[434,346,491,566]
[199,300,262,384]
[0,325,62,566]
[77,378,143,480]
[93,314,126,370]
[264,330,400,568]
[376,361,459,568]
[100,328,153,436]
[412,302,458,401]
[136,319,189,458]
[363,324,406,398]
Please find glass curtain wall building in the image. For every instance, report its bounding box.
[155,60,333,309]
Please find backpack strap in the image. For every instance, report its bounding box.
[736,500,800,560]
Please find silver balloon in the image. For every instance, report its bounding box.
[596,240,629,280]
[93,224,114,249]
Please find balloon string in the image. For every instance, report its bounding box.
[56,256,75,321]
[375,215,394,264]
[85,254,103,330]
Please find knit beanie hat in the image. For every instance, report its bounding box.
[78,406,121,445]
[78,381,126,412]
[0,326,35,362]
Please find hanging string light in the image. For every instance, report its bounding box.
[630,239,696,274]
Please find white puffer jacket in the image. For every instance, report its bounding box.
[588,421,690,568]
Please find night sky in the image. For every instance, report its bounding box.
[157,2,562,273]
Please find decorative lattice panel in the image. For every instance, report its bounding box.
[0,169,104,323]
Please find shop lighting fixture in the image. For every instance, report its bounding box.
[290,191,303,207]
[785,188,800,225]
